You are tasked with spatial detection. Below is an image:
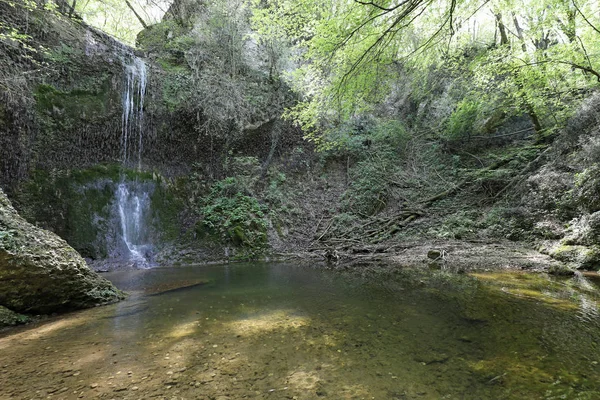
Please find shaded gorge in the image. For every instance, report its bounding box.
[1,263,599,399]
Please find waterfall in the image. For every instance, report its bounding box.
[117,183,151,267]
[115,52,152,268]
[121,55,147,170]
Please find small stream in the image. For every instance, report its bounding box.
[1,263,600,399]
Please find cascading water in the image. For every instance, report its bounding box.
[117,183,152,266]
[115,51,153,268]
[121,56,147,170]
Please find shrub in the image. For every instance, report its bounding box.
[445,98,480,141]
[432,211,478,239]
[341,158,394,216]
[200,177,267,258]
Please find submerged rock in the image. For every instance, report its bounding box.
[547,264,576,276]
[0,188,124,314]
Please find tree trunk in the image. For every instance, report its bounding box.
[511,13,527,51]
[495,12,509,46]
[260,121,281,180]
[125,0,148,29]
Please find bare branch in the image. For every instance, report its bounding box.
[353,0,411,12]
[124,0,148,28]
[572,0,600,35]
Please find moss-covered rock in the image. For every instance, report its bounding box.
[0,188,124,314]
[547,264,576,276]
[549,244,600,271]
[0,305,29,327]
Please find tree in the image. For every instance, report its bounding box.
[74,0,172,44]
[251,0,600,148]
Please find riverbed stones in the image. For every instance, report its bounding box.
[0,188,124,314]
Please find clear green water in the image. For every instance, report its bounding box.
[1,263,600,399]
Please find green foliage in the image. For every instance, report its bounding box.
[446,98,480,141]
[251,0,600,148]
[0,0,42,57]
[200,177,268,258]
[0,305,30,327]
[323,119,413,216]
[481,206,536,241]
[431,211,478,240]
[0,230,17,251]
[138,20,192,54]
[263,171,287,207]
[160,70,194,112]
[224,156,261,186]
[0,23,35,51]
[326,118,410,155]
[144,0,289,143]
[573,166,600,213]
[342,158,395,216]
[44,43,83,66]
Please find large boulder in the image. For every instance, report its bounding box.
[0,188,124,314]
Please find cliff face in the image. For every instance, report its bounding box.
[0,3,128,191]
[0,1,300,263]
[0,188,124,318]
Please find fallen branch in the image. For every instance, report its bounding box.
[493,146,551,199]
[420,157,513,207]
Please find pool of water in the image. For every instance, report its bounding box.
[1,263,600,399]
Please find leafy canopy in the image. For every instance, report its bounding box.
[251,0,600,147]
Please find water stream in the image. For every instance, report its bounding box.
[115,52,152,267]
[1,264,600,399]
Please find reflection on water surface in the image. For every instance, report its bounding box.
[1,263,600,399]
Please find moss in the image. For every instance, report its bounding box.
[0,305,30,327]
[0,230,18,252]
[150,183,185,243]
[550,244,600,270]
[160,70,194,112]
[68,164,153,184]
[15,165,161,259]
[229,225,247,246]
[137,20,192,55]
[548,264,576,276]
[34,82,112,121]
